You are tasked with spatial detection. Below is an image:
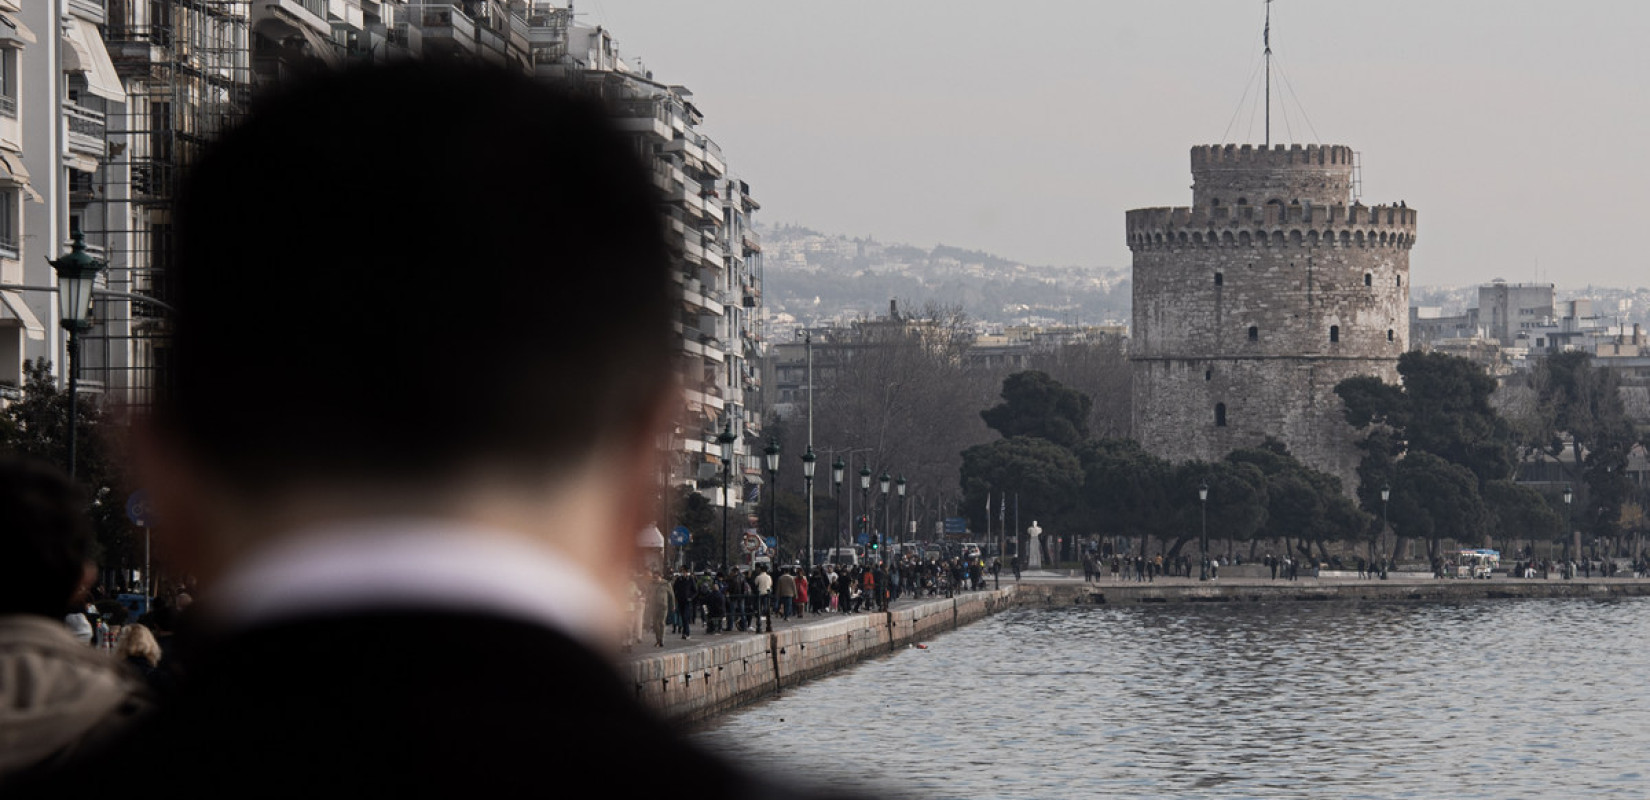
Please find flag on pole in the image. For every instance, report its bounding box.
[999,492,1006,522]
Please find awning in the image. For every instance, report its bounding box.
[0,12,36,46]
[270,6,344,69]
[62,18,126,103]
[0,151,43,203]
[0,291,45,341]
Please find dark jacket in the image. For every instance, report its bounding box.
[14,612,860,798]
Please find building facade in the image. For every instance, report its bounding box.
[1127,143,1415,491]
[0,1,767,513]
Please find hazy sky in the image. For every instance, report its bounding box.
[581,1,1650,289]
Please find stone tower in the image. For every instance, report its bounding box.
[1126,144,1415,492]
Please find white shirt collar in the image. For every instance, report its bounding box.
[204,519,618,649]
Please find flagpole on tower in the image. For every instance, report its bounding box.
[1264,0,1273,147]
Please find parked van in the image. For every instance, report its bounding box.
[825,547,858,567]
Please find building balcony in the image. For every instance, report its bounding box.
[69,0,106,24]
[64,102,106,159]
[411,3,476,55]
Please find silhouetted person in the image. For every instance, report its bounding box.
[0,458,147,783]
[20,62,862,799]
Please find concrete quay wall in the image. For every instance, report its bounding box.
[629,587,1016,724]
[1010,578,1650,607]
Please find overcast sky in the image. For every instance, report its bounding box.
[580,0,1649,289]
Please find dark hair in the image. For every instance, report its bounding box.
[165,62,673,492]
[0,456,95,616]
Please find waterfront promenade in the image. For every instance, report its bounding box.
[626,570,1650,722]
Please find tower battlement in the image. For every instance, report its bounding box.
[1125,203,1417,251]
[1190,144,1356,207]
[1190,143,1356,167]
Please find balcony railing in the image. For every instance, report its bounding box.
[65,102,107,157]
[0,95,15,119]
[0,231,19,260]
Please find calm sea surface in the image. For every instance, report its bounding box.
[696,598,1650,799]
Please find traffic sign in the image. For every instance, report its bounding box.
[669,526,691,546]
[764,537,777,549]
[856,532,869,545]
[944,517,968,534]
[126,490,153,528]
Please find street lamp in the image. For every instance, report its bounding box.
[831,456,845,560]
[879,471,891,565]
[716,420,739,569]
[48,231,105,480]
[896,475,907,562]
[859,465,872,559]
[1380,483,1391,580]
[1564,485,1574,569]
[1198,480,1209,581]
[764,437,780,564]
[801,446,817,570]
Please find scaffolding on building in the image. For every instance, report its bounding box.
[83,0,252,407]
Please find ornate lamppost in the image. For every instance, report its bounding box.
[716,421,738,569]
[764,437,780,562]
[896,475,907,561]
[49,232,105,480]
[879,471,891,564]
[859,465,872,558]
[802,446,817,570]
[831,456,845,560]
[1198,480,1209,581]
[1380,483,1391,579]
[1564,485,1574,575]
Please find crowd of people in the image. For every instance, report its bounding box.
[626,555,1001,647]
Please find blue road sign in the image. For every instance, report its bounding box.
[669,526,691,546]
[126,490,153,528]
[944,517,968,534]
[856,532,869,545]
[764,537,777,549]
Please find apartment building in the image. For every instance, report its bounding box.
[1,1,766,514]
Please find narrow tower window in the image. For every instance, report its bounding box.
[1247,326,1258,341]
[1387,329,1395,342]
[1214,272,1224,286]
[1330,325,1340,343]
[1205,369,1212,381]
[1364,273,1373,287]
[1396,275,1403,287]
[1215,403,1227,427]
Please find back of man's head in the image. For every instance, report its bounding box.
[164,62,672,496]
[0,457,94,617]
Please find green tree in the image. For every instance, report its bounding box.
[1077,438,1178,554]
[979,371,1092,448]
[1,358,134,576]
[1389,452,1488,560]
[1481,479,1564,551]
[960,435,1084,553]
[672,485,720,569]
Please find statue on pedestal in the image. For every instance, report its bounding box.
[1026,521,1043,570]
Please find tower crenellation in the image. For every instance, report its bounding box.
[1127,144,1413,494]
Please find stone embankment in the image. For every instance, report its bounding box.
[1013,576,1650,606]
[629,576,1650,722]
[627,588,1014,724]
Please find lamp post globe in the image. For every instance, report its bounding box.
[1563,485,1575,564]
[1198,480,1209,581]
[48,231,106,480]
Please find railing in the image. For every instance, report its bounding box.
[0,231,19,260]
[65,103,107,155]
[0,95,15,119]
